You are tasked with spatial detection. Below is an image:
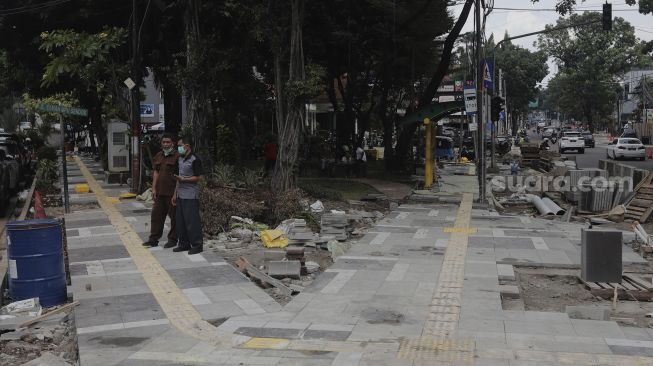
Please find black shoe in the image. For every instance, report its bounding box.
[172,246,190,252]
[188,246,203,255]
[164,241,177,249]
[142,240,158,247]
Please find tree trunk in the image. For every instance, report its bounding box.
[163,79,182,136]
[272,0,305,192]
[392,0,474,170]
[185,0,213,167]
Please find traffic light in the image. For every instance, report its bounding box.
[491,96,505,122]
[603,2,612,31]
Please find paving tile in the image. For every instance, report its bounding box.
[570,319,626,338]
[69,245,130,262]
[167,265,248,289]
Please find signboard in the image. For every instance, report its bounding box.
[483,59,493,90]
[464,86,477,115]
[38,104,88,117]
[469,122,478,131]
[436,95,456,103]
[454,80,463,92]
[158,104,165,122]
[646,109,653,124]
[140,103,155,117]
[437,84,454,92]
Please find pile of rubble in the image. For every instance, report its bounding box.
[0,299,78,366]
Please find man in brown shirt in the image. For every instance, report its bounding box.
[143,133,179,247]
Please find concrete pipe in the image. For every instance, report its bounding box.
[542,197,566,215]
[526,194,555,216]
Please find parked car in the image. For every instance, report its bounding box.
[0,133,29,175]
[0,141,21,193]
[559,131,585,154]
[0,150,11,207]
[581,132,595,148]
[606,138,646,160]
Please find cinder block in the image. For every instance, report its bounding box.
[497,264,515,281]
[267,260,301,278]
[264,250,286,262]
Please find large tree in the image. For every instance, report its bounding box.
[538,12,641,131]
[536,0,653,15]
[494,35,548,135]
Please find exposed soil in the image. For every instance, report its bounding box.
[0,310,78,366]
[507,266,653,328]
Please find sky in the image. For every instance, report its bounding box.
[452,0,653,86]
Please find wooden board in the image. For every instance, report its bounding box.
[581,275,653,301]
[624,274,653,291]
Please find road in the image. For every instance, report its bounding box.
[527,128,653,171]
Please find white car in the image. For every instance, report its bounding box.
[606,138,646,161]
[559,131,585,154]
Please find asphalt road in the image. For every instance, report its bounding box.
[527,128,653,171]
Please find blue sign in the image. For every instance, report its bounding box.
[483,59,493,90]
[140,104,155,117]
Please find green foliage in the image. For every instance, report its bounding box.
[36,146,58,161]
[215,124,239,165]
[540,0,651,15]
[39,28,128,87]
[35,159,59,192]
[538,12,642,129]
[494,39,548,117]
[299,181,344,201]
[285,64,326,101]
[208,164,264,189]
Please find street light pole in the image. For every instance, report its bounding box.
[475,0,486,203]
[130,0,141,193]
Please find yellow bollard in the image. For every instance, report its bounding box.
[424,118,433,188]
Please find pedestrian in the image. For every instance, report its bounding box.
[143,133,178,248]
[355,144,367,177]
[171,136,204,255]
[263,135,278,176]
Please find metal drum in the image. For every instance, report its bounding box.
[6,218,67,307]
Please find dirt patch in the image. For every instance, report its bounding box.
[0,310,78,366]
[362,309,404,325]
[509,266,653,328]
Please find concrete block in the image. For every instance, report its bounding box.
[499,284,520,299]
[497,264,515,281]
[20,352,73,366]
[565,305,610,321]
[267,260,301,278]
[264,250,286,262]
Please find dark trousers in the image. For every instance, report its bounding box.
[149,195,177,243]
[176,198,203,249]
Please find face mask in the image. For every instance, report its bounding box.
[163,148,173,156]
[177,146,186,155]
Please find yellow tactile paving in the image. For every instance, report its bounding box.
[423,192,474,338]
[73,157,231,345]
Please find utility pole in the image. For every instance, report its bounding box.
[475,0,485,202]
[130,0,142,193]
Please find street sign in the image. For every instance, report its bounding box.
[464,86,477,115]
[483,59,493,90]
[469,122,478,131]
[38,104,88,117]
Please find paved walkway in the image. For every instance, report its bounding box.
[66,156,653,365]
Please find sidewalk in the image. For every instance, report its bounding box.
[66,156,653,365]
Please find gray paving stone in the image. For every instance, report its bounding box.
[66,218,112,228]
[608,345,653,356]
[167,265,248,289]
[570,319,626,338]
[234,326,302,338]
[69,245,130,262]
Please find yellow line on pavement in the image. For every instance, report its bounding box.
[423,192,473,338]
[73,157,231,345]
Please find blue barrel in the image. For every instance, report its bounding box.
[6,219,67,307]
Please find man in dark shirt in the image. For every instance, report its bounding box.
[143,133,178,248]
[171,136,204,254]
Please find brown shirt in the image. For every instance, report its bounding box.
[153,150,179,196]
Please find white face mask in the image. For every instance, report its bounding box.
[163,147,173,156]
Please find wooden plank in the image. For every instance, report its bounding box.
[639,188,653,195]
[634,172,653,191]
[627,206,646,212]
[234,257,294,297]
[629,199,652,208]
[640,204,653,223]
[619,279,639,291]
[582,280,603,290]
[17,301,79,329]
[18,173,39,221]
[635,194,653,200]
[624,274,653,291]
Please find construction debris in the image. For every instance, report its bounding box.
[624,172,653,223]
[321,213,349,241]
[234,257,294,296]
